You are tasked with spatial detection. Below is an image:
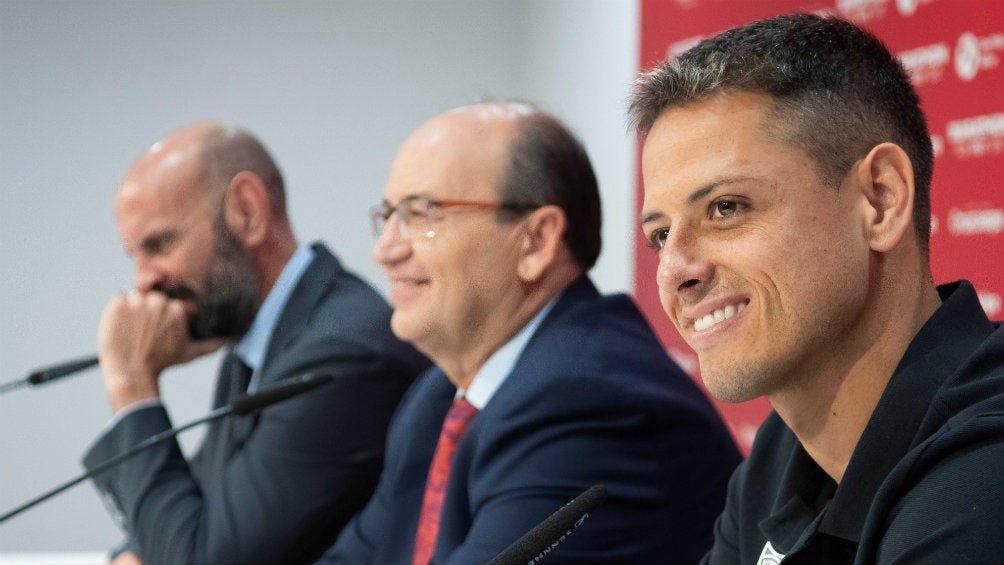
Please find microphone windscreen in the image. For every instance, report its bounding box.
[230,373,333,416]
[485,484,607,565]
[27,355,100,384]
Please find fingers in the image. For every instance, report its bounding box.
[97,290,198,412]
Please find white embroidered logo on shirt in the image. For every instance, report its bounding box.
[757,541,786,565]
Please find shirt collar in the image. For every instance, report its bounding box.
[461,299,557,410]
[235,243,315,391]
[763,281,990,548]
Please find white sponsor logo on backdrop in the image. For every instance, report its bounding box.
[837,0,890,23]
[948,207,1004,236]
[931,134,945,158]
[947,113,1004,158]
[666,36,704,59]
[895,0,919,16]
[667,347,699,376]
[978,292,1002,317]
[954,31,1004,82]
[899,42,950,86]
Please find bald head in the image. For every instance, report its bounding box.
[395,103,527,191]
[113,123,298,338]
[396,102,601,270]
[121,122,286,219]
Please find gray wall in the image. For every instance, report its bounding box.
[0,0,639,554]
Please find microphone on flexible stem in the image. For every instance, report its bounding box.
[485,484,607,565]
[0,354,101,394]
[0,372,333,523]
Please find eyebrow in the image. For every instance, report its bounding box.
[138,230,175,254]
[384,193,432,206]
[639,176,756,226]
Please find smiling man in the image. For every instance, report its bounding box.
[83,123,429,565]
[632,13,1004,565]
[318,102,741,565]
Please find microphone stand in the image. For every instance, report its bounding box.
[0,372,332,524]
[0,355,101,395]
[0,405,231,523]
[0,378,29,395]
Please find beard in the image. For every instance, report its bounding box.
[158,216,259,340]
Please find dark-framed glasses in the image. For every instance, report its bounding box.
[370,195,538,240]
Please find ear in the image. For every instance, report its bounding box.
[854,143,915,253]
[516,205,566,284]
[222,171,272,247]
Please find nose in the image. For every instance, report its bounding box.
[656,227,714,301]
[134,255,167,293]
[372,214,412,267]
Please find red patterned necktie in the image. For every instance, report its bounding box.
[411,396,479,565]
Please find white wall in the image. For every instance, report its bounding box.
[0,0,638,553]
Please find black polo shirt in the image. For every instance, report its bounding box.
[701,281,1004,565]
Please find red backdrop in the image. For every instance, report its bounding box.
[636,0,1004,454]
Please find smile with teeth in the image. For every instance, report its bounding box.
[693,302,747,332]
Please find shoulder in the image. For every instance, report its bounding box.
[273,245,427,373]
[868,405,1004,562]
[528,288,678,377]
[507,288,710,416]
[304,244,394,321]
[474,285,739,456]
[890,320,1004,497]
[869,294,1004,531]
[858,318,1004,561]
[882,389,1003,498]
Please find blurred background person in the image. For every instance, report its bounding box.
[83,123,430,565]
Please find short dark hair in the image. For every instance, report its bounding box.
[499,108,603,270]
[630,13,933,253]
[199,127,288,218]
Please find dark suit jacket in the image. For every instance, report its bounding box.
[83,242,430,565]
[322,276,742,565]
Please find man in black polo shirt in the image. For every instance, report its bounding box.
[631,13,1003,565]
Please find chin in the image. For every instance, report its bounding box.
[389,312,422,344]
[700,364,766,404]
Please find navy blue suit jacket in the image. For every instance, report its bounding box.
[322,276,741,565]
[83,243,430,565]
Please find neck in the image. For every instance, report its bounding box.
[771,272,942,483]
[435,269,579,390]
[435,296,549,391]
[254,227,299,306]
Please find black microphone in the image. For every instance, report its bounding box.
[0,354,100,394]
[230,373,334,415]
[0,373,333,523]
[485,484,607,565]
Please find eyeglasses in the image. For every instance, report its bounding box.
[370,195,538,240]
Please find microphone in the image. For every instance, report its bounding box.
[0,354,100,394]
[485,484,607,565]
[230,373,334,415]
[0,372,333,523]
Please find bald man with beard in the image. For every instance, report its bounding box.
[84,123,429,565]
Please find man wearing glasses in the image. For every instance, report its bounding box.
[318,102,742,565]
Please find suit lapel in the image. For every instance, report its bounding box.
[199,243,342,481]
[199,348,253,487]
[257,242,341,385]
